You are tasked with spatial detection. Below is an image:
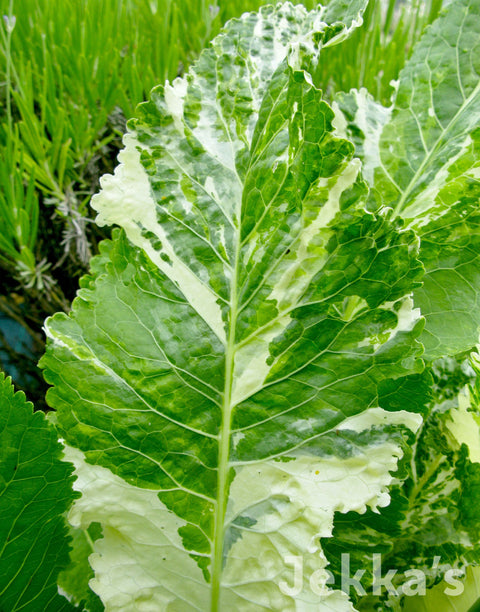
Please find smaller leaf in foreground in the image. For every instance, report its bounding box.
[0,373,79,612]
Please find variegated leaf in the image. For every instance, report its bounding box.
[40,3,429,610]
[358,0,480,360]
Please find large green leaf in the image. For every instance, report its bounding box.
[40,3,429,610]
[0,373,78,612]
[343,0,480,360]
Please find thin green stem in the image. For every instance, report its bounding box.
[4,0,15,146]
[211,273,238,611]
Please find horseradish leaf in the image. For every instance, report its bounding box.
[40,3,427,610]
[321,355,480,609]
[367,0,480,360]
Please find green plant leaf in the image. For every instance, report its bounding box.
[0,373,78,612]
[321,354,480,610]
[39,3,433,610]
[364,0,480,360]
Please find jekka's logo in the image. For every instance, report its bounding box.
[280,554,465,598]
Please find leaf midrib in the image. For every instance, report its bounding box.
[210,198,241,612]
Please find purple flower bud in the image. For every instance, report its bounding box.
[209,5,219,19]
[3,14,16,33]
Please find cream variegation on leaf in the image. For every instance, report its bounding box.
[39,2,441,611]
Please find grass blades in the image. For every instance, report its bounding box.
[315,0,444,104]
